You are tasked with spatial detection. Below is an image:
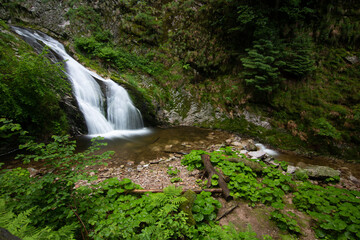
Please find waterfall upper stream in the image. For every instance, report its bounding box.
[12,26,147,137]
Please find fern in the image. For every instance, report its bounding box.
[163,184,183,197]
[0,198,76,240]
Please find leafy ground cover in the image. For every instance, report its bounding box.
[1,129,359,239]
[0,132,273,240]
[182,147,360,239]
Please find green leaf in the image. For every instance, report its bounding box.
[193,213,204,222]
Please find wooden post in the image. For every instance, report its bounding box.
[201,154,231,200]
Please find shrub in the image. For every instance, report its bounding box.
[241,39,285,102]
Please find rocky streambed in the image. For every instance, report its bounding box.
[3,127,360,191]
[72,127,360,192]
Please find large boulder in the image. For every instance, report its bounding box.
[302,165,340,179]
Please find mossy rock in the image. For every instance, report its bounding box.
[227,158,263,173]
[180,190,197,226]
[303,165,340,179]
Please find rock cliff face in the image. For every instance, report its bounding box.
[2,1,359,159]
[1,1,69,37]
[0,0,228,128]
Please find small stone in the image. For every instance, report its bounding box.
[137,165,143,172]
[127,161,134,166]
[189,169,201,177]
[89,171,96,176]
[120,165,124,168]
[139,161,145,165]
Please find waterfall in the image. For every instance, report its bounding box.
[11,26,146,137]
[255,143,278,156]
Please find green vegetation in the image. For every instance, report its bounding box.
[182,147,360,239]
[0,198,76,240]
[1,0,360,160]
[0,25,70,138]
[241,39,285,102]
[294,183,360,239]
[0,118,359,239]
[167,166,180,176]
[0,131,274,240]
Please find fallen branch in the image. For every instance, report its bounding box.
[131,188,223,194]
[216,204,238,221]
[163,151,189,155]
[201,154,231,200]
[150,137,160,144]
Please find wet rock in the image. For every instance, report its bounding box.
[263,155,275,164]
[231,141,242,147]
[339,167,351,178]
[268,160,280,167]
[296,162,308,168]
[350,175,360,185]
[150,159,161,164]
[244,139,257,151]
[164,145,173,151]
[248,150,266,159]
[27,167,39,177]
[345,56,359,64]
[303,165,340,179]
[240,150,248,155]
[287,165,298,174]
[242,110,272,129]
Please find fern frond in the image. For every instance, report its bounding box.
[0,198,76,240]
[163,185,182,197]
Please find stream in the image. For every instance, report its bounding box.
[2,127,360,179]
[75,126,360,179]
[3,27,359,181]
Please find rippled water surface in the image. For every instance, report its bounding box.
[2,127,359,178]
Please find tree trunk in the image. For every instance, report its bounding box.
[201,154,231,200]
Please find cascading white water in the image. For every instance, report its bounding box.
[255,143,278,156]
[12,26,145,136]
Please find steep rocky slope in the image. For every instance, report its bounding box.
[1,0,359,160]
